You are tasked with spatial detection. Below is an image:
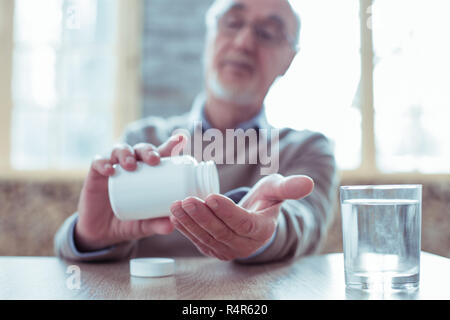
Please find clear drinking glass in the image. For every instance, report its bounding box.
[340,185,422,290]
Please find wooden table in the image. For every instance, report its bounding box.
[0,252,448,300]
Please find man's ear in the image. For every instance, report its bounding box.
[279,49,298,76]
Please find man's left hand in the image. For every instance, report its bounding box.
[169,174,314,260]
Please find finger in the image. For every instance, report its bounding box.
[115,217,173,243]
[157,134,188,157]
[110,144,137,171]
[137,217,175,237]
[170,201,235,260]
[91,156,115,177]
[181,197,246,247]
[133,143,160,166]
[170,216,224,259]
[205,194,276,241]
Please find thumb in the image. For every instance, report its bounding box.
[157,134,188,157]
[270,175,314,201]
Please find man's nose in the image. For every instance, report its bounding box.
[232,25,257,53]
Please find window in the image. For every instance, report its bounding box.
[265,0,361,171]
[267,0,450,175]
[10,0,118,170]
[372,0,450,173]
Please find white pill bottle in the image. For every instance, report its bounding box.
[108,155,220,220]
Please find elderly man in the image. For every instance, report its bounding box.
[54,0,337,264]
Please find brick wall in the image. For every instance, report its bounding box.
[141,0,213,118]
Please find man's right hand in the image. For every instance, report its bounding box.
[74,134,186,252]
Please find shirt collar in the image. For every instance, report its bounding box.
[188,92,270,132]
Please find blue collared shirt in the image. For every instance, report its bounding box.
[188,93,271,132]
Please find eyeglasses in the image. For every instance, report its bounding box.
[217,12,297,49]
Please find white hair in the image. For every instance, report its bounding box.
[205,0,301,50]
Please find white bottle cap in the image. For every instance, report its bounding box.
[129,258,175,277]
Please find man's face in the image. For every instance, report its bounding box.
[204,0,298,106]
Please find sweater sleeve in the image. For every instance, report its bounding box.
[53,212,137,262]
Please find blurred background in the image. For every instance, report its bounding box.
[0,0,448,257]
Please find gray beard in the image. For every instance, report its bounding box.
[208,71,255,106]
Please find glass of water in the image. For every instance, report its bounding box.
[340,185,422,290]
